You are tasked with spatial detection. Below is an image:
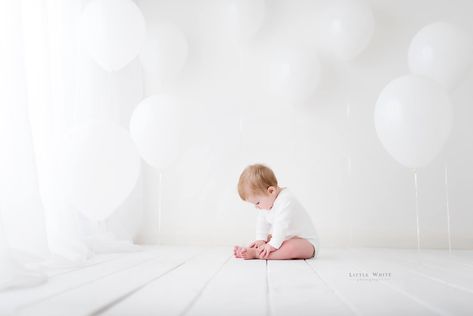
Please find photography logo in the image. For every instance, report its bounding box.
[347,271,392,281]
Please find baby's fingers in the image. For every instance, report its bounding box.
[263,249,269,259]
[260,248,267,259]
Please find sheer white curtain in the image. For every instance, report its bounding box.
[0,0,145,290]
[0,0,54,291]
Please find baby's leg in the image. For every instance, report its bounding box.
[266,237,315,260]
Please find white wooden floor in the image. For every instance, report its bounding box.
[1,246,473,316]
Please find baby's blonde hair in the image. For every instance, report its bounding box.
[238,164,278,201]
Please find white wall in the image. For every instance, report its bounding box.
[130,0,473,249]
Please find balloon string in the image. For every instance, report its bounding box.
[445,165,452,253]
[140,61,148,98]
[0,207,8,247]
[108,70,112,120]
[108,71,120,122]
[346,101,353,249]
[97,219,106,238]
[414,169,420,251]
[157,171,163,234]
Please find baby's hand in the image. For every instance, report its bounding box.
[248,240,266,248]
[258,244,276,259]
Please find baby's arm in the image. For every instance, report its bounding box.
[254,212,271,247]
[267,203,292,250]
[259,243,277,259]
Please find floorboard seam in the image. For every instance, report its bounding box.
[347,253,448,316]
[89,259,191,316]
[49,254,123,279]
[265,260,272,316]
[352,250,473,295]
[305,259,362,316]
[178,255,233,316]
[15,253,165,314]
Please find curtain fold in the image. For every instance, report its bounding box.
[21,0,93,262]
[0,0,51,291]
[1,0,146,291]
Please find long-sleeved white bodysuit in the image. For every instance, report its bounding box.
[255,188,319,253]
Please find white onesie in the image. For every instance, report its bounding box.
[255,188,320,258]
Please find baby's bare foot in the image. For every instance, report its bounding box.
[241,247,260,260]
[233,246,245,258]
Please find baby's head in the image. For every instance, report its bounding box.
[238,164,281,210]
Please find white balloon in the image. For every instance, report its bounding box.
[59,120,141,221]
[320,0,375,61]
[79,0,146,72]
[226,0,266,43]
[374,75,452,169]
[263,47,321,103]
[408,22,473,91]
[139,23,189,83]
[130,95,180,170]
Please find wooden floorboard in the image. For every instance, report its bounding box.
[100,247,231,316]
[1,247,471,316]
[46,253,122,278]
[307,249,441,316]
[16,247,204,316]
[351,248,473,292]
[183,256,268,316]
[346,248,473,316]
[0,247,163,315]
[267,259,354,316]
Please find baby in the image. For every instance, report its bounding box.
[234,164,320,260]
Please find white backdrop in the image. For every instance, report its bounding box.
[1,1,473,287]
[134,0,473,249]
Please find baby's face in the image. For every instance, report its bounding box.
[246,187,278,210]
